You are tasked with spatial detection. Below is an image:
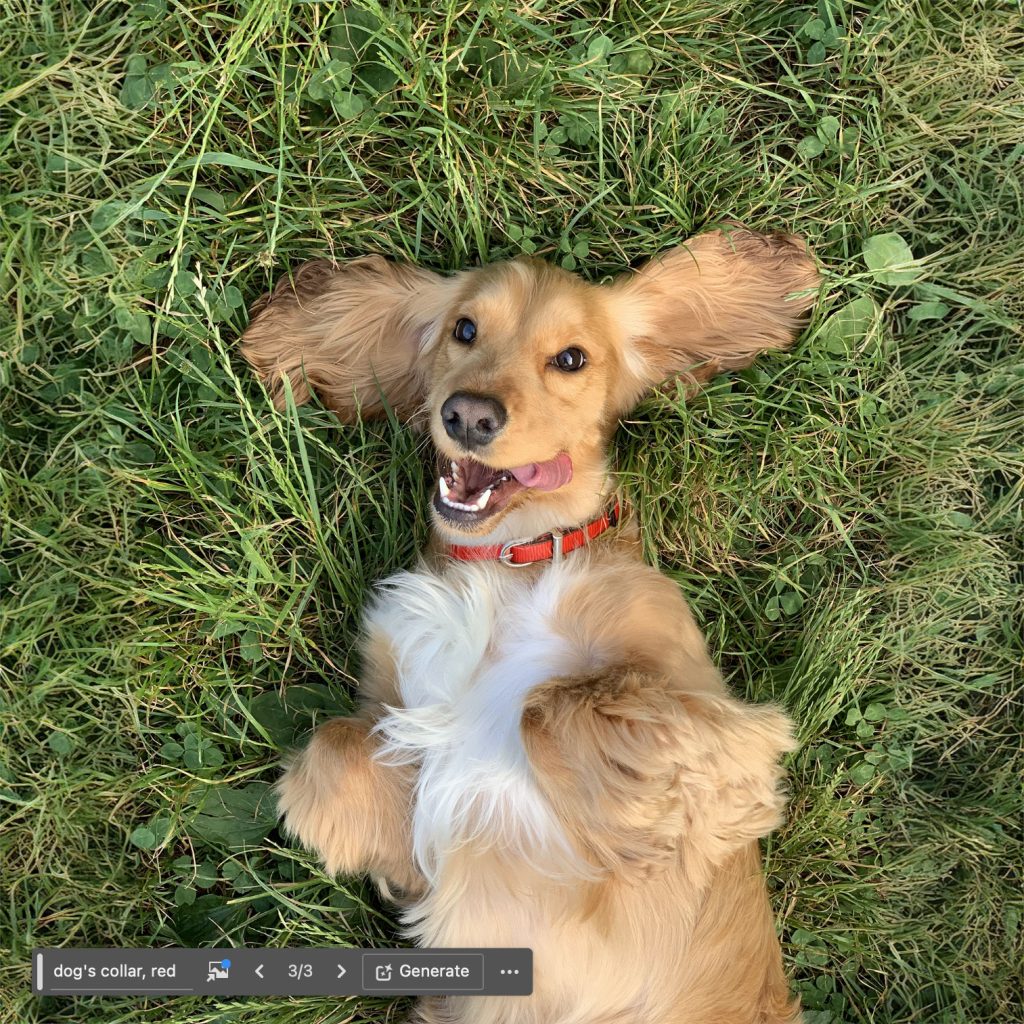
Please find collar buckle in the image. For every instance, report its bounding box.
[498,537,534,568]
[498,527,565,567]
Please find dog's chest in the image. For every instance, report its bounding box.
[367,562,594,877]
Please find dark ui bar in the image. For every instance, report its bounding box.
[33,948,532,997]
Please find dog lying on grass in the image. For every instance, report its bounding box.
[241,226,818,1024]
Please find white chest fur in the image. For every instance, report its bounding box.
[368,560,599,881]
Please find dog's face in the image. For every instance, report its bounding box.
[423,261,626,535]
[241,228,820,539]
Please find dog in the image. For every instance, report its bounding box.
[240,226,819,1024]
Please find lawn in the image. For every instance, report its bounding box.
[1,1,1022,1022]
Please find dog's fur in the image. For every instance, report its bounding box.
[241,227,819,1024]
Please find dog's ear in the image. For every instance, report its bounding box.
[606,227,819,412]
[240,256,457,422]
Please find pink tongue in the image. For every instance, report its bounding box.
[509,453,573,491]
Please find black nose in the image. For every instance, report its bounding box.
[440,392,507,449]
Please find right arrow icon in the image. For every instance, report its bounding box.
[337,965,346,979]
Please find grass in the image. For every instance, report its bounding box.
[1,0,1022,1021]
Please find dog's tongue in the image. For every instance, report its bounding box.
[509,453,573,491]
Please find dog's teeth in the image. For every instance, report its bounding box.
[441,492,478,512]
[439,477,450,498]
[451,460,459,477]
[477,487,492,508]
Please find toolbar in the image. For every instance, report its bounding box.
[33,948,532,997]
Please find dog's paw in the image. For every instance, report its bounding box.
[277,716,422,892]
[277,717,372,876]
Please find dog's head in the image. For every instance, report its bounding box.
[242,228,819,540]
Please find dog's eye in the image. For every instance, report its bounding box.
[552,347,586,372]
[453,318,477,344]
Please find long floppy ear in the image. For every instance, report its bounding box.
[240,256,457,422]
[608,226,820,412]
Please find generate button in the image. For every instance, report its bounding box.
[362,953,484,993]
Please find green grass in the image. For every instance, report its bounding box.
[1,0,1022,1022]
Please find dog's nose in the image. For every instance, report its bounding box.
[441,392,507,449]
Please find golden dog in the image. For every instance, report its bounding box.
[241,226,819,1024]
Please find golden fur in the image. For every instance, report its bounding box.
[244,226,819,1024]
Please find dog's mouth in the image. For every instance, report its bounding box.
[432,452,573,528]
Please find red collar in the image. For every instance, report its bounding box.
[447,499,621,567]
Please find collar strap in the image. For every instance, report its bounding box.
[447,499,621,567]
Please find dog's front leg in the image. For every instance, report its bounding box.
[277,715,423,894]
[521,671,795,878]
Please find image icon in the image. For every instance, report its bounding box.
[375,963,392,983]
[207,958,231,982]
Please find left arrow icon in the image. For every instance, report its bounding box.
[254,964,264,979]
